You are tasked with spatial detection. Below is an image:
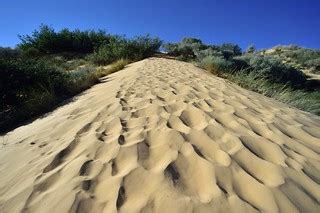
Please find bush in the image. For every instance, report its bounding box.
[0,58,63,131]
[18,24,118,56]
[0,47,21,59]
[164,39,242,61]
[282,48,320,68]
[246,45,256,54]
[1,25,162,133]
[67,66,99,93]
[220,43,242,59]
[162,43,179,55]
[88,35,161,65]
[163,37,205,60]
[129,35,162,59]
[199,56,234,75]
[87,42,124,65]
[0,58,99,133]
[19,25,162,61]
[305,58,320,74]
[194,47,223,61]
[234,55,306,86]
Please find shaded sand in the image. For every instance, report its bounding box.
[1,58,320,213]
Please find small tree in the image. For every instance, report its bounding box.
[220,43,242,59]
[246,45,256,54]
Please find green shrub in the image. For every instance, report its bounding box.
[18,24,117,56]
[88,35,161,65]
[283,48,320,68]
[220,43,242,59]
[19,25,162,61]
[199,56,234,75]
[129,35,162,59]
[164,39,241,61]
[194,47,223,61]
[163,43,179,55]
[0,47,21,59]
[163,37,205,60]
[87,42,123,65]
[0,58,65,131]
[67,66,99,93]
[234,55,306,86]
[0,58,99,133]
[246,45,256,54]
[305,58,320,74]
[1,25,162,133]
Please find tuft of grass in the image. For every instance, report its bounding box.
[95,59,129,78]
[67,66,99,93]
[107,59,129,74]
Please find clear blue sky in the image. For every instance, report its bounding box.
[1,0,319,50]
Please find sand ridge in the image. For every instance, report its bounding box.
[0,58,320,212]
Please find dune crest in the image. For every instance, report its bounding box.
[1,58,320,212]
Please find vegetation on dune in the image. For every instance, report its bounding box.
[0,25,161,133]
[225,70,320,115]
[1,25,320,133]
[261,45,320,74]
[233,55,307,85]
[87,35,161,65]
[163,38,241,61]
[18,24,115,56]
[164,38,319,115]
[0,57,98,132]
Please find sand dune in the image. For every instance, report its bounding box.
[0,58,320,213]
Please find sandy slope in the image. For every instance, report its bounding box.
[1,58,320,213]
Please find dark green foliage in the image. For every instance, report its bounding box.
[0,58,98,133]
[88,35,162,65]
[163,38,241,61]
[195,47,224,61]
[18,24,117,55]
[1,25,162,132]
[281,47,320,73]
[220,43,242,59]
[162,43,179,55]
[199,56,234,74]
[305,58,320,74]
[166,38,306,87]
[130,36,162,59]
[163,37,206,59]
[18,25,161,63]
[191,42,318,115]
[0,47,21,59]
[2,25,319,133]
[246,45,256,54]
[234,55,307,86]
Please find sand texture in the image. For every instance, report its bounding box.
[1,58,320,213]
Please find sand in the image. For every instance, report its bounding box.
[0,58,320,213]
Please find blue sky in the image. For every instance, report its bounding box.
[1,0,319,50]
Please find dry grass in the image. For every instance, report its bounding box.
[95,59,129,78]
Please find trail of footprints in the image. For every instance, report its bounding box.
[11,58,320,212]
